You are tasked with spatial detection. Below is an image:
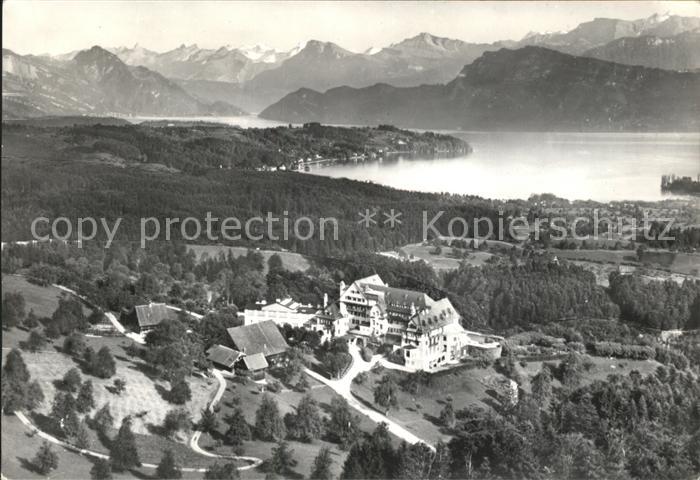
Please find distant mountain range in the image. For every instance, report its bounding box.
[27,12,699,113]
[583,30,700,71]
[2,13,699,121]
[2,46,244,118]
[107,42,302,83]
[512,12,700,54]
[260,46,700,132]
[101,34,501,112]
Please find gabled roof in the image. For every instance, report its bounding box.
[355,274,385,286]
[316,302,343,320]
[206,344,243,368]
[278,298,300,310]
[226,320,289,357]
[377,286,431,309]
[258,298,319,315]
[242,352,269,371]
[409,298,460,332]
[134,303,179,329]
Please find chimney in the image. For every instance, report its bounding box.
[323,293,329,308]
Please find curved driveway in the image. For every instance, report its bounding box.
[304,343,433,449]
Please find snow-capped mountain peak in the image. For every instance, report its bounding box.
[239,44,273,60]
[237,43,301,63]
[647,11,672,24]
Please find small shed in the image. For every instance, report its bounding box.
[242,352,269,381]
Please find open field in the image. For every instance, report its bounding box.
[1,415,140,480]
[350,354,663,446]
[2,273,94,351]
[2,335,223,477]
[515,355,662,392]
[383,243,494,271]
[1,414,217,479]
[2,333,221,478]
[551,249,636,264]
[17,341,214,435]
[188,245,311,273]
[552,249,700,276]
[1,330,214,435]
[350,363,504,445]
[2,274,92,319]
[666,252,700,276]
[570,260,697,286]
[2,275,214,434]
[1,276,227,475]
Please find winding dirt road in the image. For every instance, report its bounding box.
[14,411,217,473]
[189,369,263,470]
[11,280,265,472]
[304,343,433,448]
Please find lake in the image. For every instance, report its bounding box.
[308,131,700,202]
[130,116,699,202]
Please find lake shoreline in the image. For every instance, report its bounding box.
[115,115,700,202]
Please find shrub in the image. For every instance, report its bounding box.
[33,441,58,475]
[167,378,191,404]
[92,404,114,433]
[254,394,286,441]
[655,347,690,370]
[204,462,239,480]
[295,374,310,392]
[90,347,116,378]
[267,380,282,394]
[156,449,182,479]
[25,330,48,352]
[76,380,96,412]
[62,368,82,392]
[162,408,192,437]
[354,372,368,385]
[63,334,87,357]
[23,310,40,329]
[113,378,127,395]
[90,458,112,479]
[224,407,251,446]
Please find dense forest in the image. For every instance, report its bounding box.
[608,272,700,330]
[4,121,469,173]
[447,363,700,480]
[4,122,700,253]
[443,259,621,331]
[0,240,444,316]
[1,124,513,254]
[339,365,700,480]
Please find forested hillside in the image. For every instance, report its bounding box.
[609,272,700,330]
[3,121,468,173]
[443,259,622,331]
[1,123,502,255]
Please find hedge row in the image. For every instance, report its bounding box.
[591,341,656,360]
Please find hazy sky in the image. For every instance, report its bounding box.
[4,1,700,55]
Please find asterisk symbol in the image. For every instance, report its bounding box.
[358,209,377,227]
[383,209,402,228]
